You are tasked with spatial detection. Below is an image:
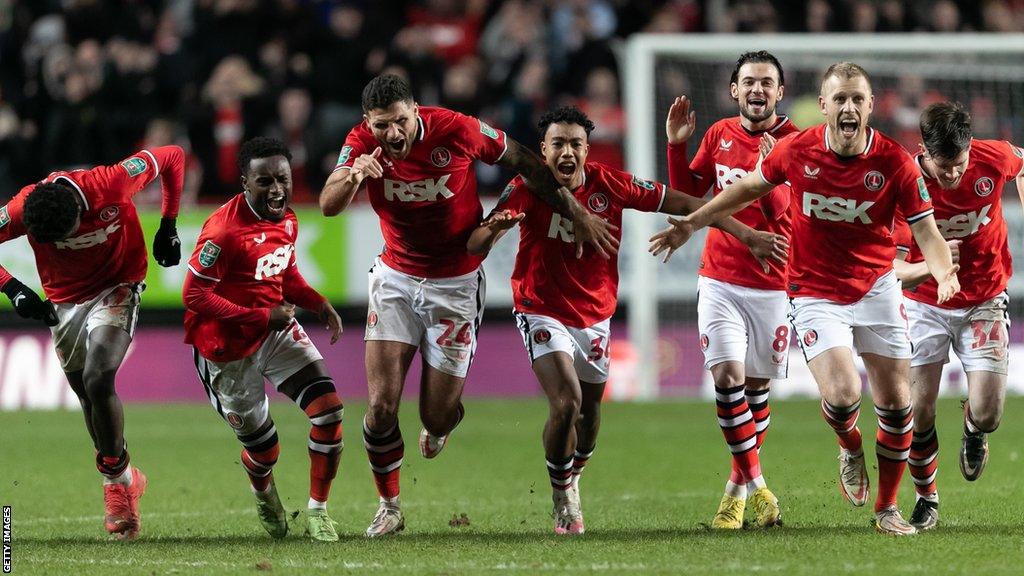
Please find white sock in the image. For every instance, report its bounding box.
[746,475,766,492]
[381,495,400,507]
[309,498,327,510]
[252,484,273,498]
[103,466,132,486]
[917,492,939,503]
[724,480,747,498]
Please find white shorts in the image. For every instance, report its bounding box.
[907,293,1009,374]
[696,276,789,380]
[50,282,144,372]
[514,312,611,384]
[790,270,911,362]
[193,321,323,436]
[365,257,485,378]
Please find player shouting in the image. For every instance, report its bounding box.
[650,62,959,535]
[184,137,345,542]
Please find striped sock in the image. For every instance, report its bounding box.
[874,404,913,513]
[571,447,594,483]
[547,454,574,492]
[908,425,938,499]
[715,385,761,486]
[746,387,771,451]
[97,447,132,485]
[821,399,863,452]
[363,416,403,500]
[288,377,344,504]
[238,418,280,492]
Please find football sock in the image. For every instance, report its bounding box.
[746,387,771,451]
[909,425,939,499]
[874,404,913,513]
[284,377,344,504]
[821,399,863,452]
[715,384,761,486]
[238,417,280,492]
[364,416,403,500]
[546,454,574,492]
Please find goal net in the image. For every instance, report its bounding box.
[621,33,1024,399]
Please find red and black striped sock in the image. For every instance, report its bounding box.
[363,416,403,500]
[546,454,574,493]
[237,418,280,492]
[874,404,913,512]
[821,399,863,452]
[746,387,771,452]
[715,384,761,485]
[908,425,938,499]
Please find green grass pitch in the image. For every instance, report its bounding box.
[2,397,1022,575]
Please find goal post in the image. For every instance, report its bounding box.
[623,33,1024,400]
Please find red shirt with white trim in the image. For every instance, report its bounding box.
[333,106,508,278]
[494,162,665,328]
[183,194,325,362]
[0,146,184,303]
[758,125,933,304]
[667,116,797,290]
[893,139,1023,309]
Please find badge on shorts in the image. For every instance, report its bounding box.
[120,157,148,177]
[533,329,551,344]
[699,334,709,350]
[225,412,245,430]
[198,240,221,268]
[0,205,8,229]
[479,120,499,140]
[367,311,378,328]
[803,330,818,347]
[974,176,994,197]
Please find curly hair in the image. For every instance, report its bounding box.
[237,136,292,174]
[537,106,595,137]
[23,182,81,243]
[362,73,414,112]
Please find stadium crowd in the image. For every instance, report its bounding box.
[1,0,1023,205]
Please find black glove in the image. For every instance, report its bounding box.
[2,278,58,326]
[153,217,181,267]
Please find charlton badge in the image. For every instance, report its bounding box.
[100,206,119,222]
[367,311,378,328]
[225,412,245,429]
[533,329,551,344]
[588,193,609,213]
[864,171,885,192]
[430,147,451,168]
[974,176,994,197]
[699,334,709,350]
[803,330,818,347]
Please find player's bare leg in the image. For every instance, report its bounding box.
[65,371,99,448]
[908,362,942,530]
[863,353,916,536]
[363,340,416,537]
[417,361,469,459]
[960,370,1006,481]
[808,348,870,508]
[84,325,147,539]
[572,379,605,492]
[532,351,585,534]
[279,361,345,542]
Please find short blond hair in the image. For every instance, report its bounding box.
[820,62,871,93]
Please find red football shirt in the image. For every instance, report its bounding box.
[495,162,665,328]
[0,147,184,303]
[667,116,797,290]
[893,139,1023,309]
[333,106,508,278]
[184,194,324,361]
[758,125,933,304]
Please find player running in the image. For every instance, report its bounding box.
[890,102,1024,531]
[664,51,797,529]
[467,105,787,535]
[650,62,959,535]
[320,74,619,537]
[0,145,184,539]
[184,137,345,542]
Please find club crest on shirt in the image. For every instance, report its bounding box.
[0,206,8,229]
[120,157,147,177]
[864,170,885,192]
[588,192,609,213]
[631,175,656,191]
[99,206,119,222]
[198,240,221,268]
[431,147,452,168]
[479,120,499,140]
[974,176,995,197]
[917,177,931,202]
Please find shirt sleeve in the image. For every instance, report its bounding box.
[488,177,530,218]
[186,217,233,283]
[757,134,791,186]
[454,112,508,165]
[182,273,271,327]
[891,209,913,255]
[893,153,934,225]
[618,169,666,213]
[91,149,169,202]
[146,146,185,218]
[0,189,30,289]
[1001,141,1024,180]
[331,130,370,173]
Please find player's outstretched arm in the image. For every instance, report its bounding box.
[467,209,525,256]
[910,215,960,304]
[656,188,787,269]
[320,147,383,217]
[685,171,773,231]
[145,146,186,268]
[893,240,961,290]
[497,138,618,259]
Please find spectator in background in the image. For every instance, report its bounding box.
[849,0,879,32]
[266,87,320,203]
[135,118,202,210]
[479,0,547,95]
[930,0,963,31]
[577,67,624,169]
[403,0,487,65]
